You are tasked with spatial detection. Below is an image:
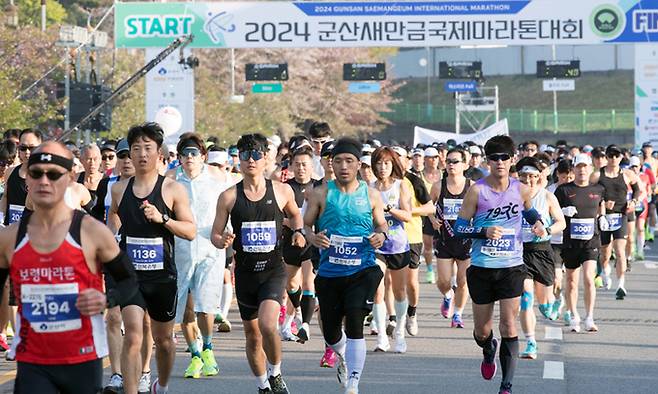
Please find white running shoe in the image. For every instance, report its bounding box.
[569,317,581,333]
[394,335,407,354]
[602,273,612,290]
[280,325,298,342]
[385,320,397,336]
[373,338,390,352]
[336,353,347,388]
[296,322,310,343]
[405,315,418,336]
[344,377,359,394]
[584,317,599,332]
[138,371,151,394]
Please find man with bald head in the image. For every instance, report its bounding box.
[78,144,104,201]
[0,141,141,393]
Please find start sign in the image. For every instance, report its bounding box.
[125,15,195,38]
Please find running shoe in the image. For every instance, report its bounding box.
[405,315,418,336]
[615,286,627,300]
[634,251,645,261]
[258,388,273,393]
[336,353,347,387]
[563,310,572,326]
[320,345,336,368]
[370,327,379,336]
[481,338,498,380]
[394,335,407,354]
[584,317,599,332]
[138,372,151,394]
[344,376,359,394]
[499,382,513,394]
[278,305,287,327]
[425,270,436,284]
[569,316,581,333]
[184,356,204,378]
[385,320,397,336]
[268,374,290,394]
[297,322,310,343]
[102,373,123,394]
[201,349,219,376]
[0,335,9,352]
[214,313,224,324]
[519,340,537,359]
[373,340,391,352]
[594,275,603,289]
[280,325,298,342]
[550,297,563,321]
[441,297,453,319]
[451,313,464,328]
[217,319,232,333]
[602,274,612,290]
[364,312,373,327]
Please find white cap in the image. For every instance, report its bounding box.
[424,147,439,157]
[518,165,540,174]
[392,146,407,157]
[268,135,282,148]
[411,148,424,157]
[469,145,482,155]
[573,153,592,166]
[362,143,375,154]
[629,156,641,167]
[360,155,371,167]
[208,150,228,165]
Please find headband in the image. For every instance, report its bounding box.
[207,151,228,164]
[331,140,362,160]
[519,165,540,174]
[28,152,74,171]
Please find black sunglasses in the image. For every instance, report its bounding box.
[446,159,464,165]
[19,145,38,152]
[487,153,512,162]
[27,169,67,181]
[116,151,130,160]
[238,150,264,161]
[180,147,201,157]
[102,154,115,161]
[606,152,620,158]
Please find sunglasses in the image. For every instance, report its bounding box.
[238,150,264,161]
[606,153,621,158]
[27,169,67,181]
[180,147,201,157]
[116,151,130,160]
[102,154,115,161]
[487,153,512,162]
[312,138,330,145]
[446,159,464,165]
[19,145,38,152]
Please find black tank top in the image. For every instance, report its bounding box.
[118,175,176,282]
[437,177,471,238]
[286,178,311,210]
[598,168,628,213]
[5,166,28,226]
[230,179,284,272]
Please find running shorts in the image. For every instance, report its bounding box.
[175,256,223,323]
[123,279,178,323]
[466,264,527,305]
[234,263,286,321]
[561,247,599,270]
[408,243,423,269]
[375,251,411,270]
[281,233,313,267]
[315,266,383,315]
[15,358,102,394]
[600,214,628,245]
[434,236,471,261]
[422,216,435,236]
[522,242,555,287]
[551,244,563,267]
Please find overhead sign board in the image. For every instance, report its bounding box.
[115,1,658,48]
[252,83,283,93]
[444,80,478,92]
[542,79,576,91]
[246,63,288,81]
[635,43,658,148]
[536,60,581,78]
[343,63,386,81]
[439,61,482,79]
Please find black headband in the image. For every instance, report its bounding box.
[331,140,362,160]
[28,152,74,171]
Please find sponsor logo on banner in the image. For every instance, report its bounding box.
[590,4,625,38]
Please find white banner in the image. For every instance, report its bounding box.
[115,1,658,49]
[634,43,658,149]
[413,119,509,147]
[145,47,195,142]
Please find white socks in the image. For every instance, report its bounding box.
[373,303,388,345]
[345,338,366,382]
[267,361,281,377]
[443,289,455,299]
[330,332,347,358]
[394,299,408,337]
[221,282,233,318]
[255,374,270,390]
[618,277,625,289]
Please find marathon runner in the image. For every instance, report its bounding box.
[592,145,640,299]
[0,141,140,393]
[554,153,605,332]
[211,133,305,394]
[305,137,387,394]
[77,144,103,201]
[1,129,42,226]
[455,135,540,394]
[429,148,472,329]
[629,156,651,261]
[166,133,228,379]
[516,157,565,359]
[421,146,442,284]
[109,122,197,394]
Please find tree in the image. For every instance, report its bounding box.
[17,0,68,27]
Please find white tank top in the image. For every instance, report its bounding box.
[64,187,78,210]
[522,188,552,243]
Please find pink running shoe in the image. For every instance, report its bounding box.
[441,297,453,319]
[481,338,498,380]
[320,345,336,368]
[278,305,287,327]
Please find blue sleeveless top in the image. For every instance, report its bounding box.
[522,188,553,243]
[317,180,377,278]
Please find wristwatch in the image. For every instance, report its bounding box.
[384,204,393,213]
[378,231,389,240]
[162,213,170,224]
[546,226,552,236]
[293,228,306,236]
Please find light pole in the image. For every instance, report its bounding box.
[420,47,430,118]
[4,0,18,28]
[41,0,46,32]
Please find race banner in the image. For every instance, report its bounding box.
[413,118,509,147]
[114,1,658,48]
[634,43,658,149]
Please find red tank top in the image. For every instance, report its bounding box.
[10,210,107,365]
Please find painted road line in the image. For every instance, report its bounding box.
[545,326,563,340]
[645,262,657,269]
[0,357,111,386]
[543,361,565,380]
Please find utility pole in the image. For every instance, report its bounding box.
[41,0,46,32]
[552,44,558,133]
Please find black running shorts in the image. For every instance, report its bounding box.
[551,244,563,267]
[600,214,628,245]
[375,251,411,270]
[136,279,178,323]
[234,264,287,321]
[15,358,102,394]
[561,247,599,270]
[315,266,383,315]
[522,242,556,287]
[435,236,471,261]
[408,243,423,269]
[466,264,527,305]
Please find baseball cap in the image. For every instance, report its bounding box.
[573,153,592,166]
[411,148,424,157]
[116,139,129,154]
[228,146,239,156]
[362,143,375,154]
[100,141,116,152]
[392,146,407,157]
[582,144,593,153]
[606,145,622,155]
[320,140,336,157]
[424,147,439,157]
[591,147,605,158]
[642,142,653,148]
[360,155,371,167]
[208,150,229,165]
[469,145,482,156]
[629,156,641,167]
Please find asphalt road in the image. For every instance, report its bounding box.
[0,249,657,393]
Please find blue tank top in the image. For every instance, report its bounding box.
[470,177,524,269]
[317,180,377,278]
[522,189,553,243]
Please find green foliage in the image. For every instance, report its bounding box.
[17,0,68,26]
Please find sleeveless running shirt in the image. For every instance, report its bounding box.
[438,177,471,237]
[598,168,628,213]
[317,180,376,278]
[11,210,108,365]
[118,175,176,282]
[5,167,28,225]
[230,179,284,272]
[376,180,409,255]
[470,177,524,269]
[522,189,553,243]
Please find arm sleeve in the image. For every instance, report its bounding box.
[407,174,431,204]
[90,179,108,222]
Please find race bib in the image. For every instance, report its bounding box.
[328,235,363,266]
[570,218,595,240]
[605,213,622,231]
[126,236,164,271]
[442,198,463,221]
[8,204,24,224]
[481,229,516,257]
[21,283,81,333]
[241,221,277,253]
